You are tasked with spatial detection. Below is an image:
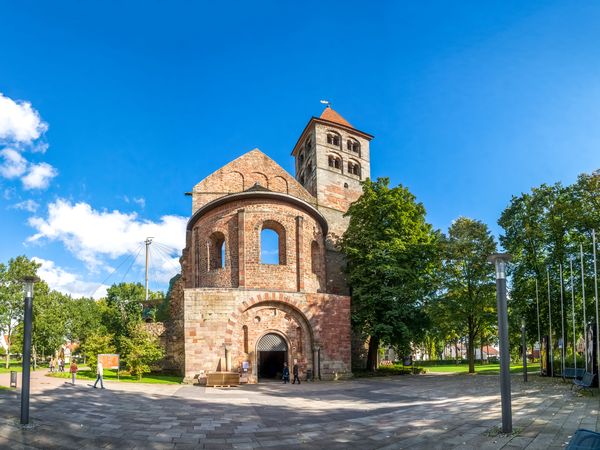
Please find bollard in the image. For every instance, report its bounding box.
[10,371,17,388]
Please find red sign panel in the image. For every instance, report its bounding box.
[98,354,120,370]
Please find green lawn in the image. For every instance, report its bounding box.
[422,362,541,374]
[0,365,22,374]
[47,369,183,385]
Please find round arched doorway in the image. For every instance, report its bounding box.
[257,333,288,380]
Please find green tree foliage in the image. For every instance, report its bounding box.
[82,333,116,373]
[0,256,40,368]
[104,282,145,348]
[120,324,164,380]
[431,217,497,373]
[499,170,600,354]
[341,177,438,371]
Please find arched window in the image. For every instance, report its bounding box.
[347,161,361,178]
[299,151,304,165]
[347,139,360,156]
[260,221,286,265]
[243,325,248,353]
[327,132,340,147]
[311,241,320,275]
[208,232,226,270]
[328,155,341,170]
[305,137,312,151]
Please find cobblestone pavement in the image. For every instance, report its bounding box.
[0,369,598,449]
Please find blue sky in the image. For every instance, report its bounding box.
[1,1,599,297]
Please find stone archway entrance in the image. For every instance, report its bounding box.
[257,333,288,380]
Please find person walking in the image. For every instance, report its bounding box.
[292,360,301,384]
[70,361,78,385]
[58,357,64,372]
[49,358,55,373]
[282,362,290,384]
[93,361,104,389]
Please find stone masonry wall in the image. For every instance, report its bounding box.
[187,198,327,294]
[183,289,351,382]
[191,149,316,213]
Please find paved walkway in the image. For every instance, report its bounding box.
[0,369,598,449]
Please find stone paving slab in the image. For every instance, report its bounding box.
[0,369,598,448]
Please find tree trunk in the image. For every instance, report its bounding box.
[468,331,475,373]
[367,335,380,372]
[5,350,9,369]
[480,339,484,365]
[454,341,459,364]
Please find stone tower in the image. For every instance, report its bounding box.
[291,106,373,294]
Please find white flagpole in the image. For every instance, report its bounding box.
[593,230,599,376]
[581,243,588,373]
[559,264,566,376]
[547,268,554,376]
[570,259,576,371]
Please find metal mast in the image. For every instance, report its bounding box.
[145,237,153,302]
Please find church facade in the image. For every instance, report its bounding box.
[169,107,373,383]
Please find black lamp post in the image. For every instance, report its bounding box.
[488,253,512,434]
[20,276,39,426]
[521,319,528,383]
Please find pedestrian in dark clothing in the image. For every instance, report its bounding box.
[282,362,290,384]
[292,360,301,384]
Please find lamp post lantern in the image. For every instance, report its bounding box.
[488,253,512,434]
[20,275,39,426]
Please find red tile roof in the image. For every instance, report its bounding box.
[320,106,352,128]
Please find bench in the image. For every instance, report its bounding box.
[565,428,600,449]
[563,368,585,381]
[571,371,596,395]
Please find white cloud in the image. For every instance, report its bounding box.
[32,257,108,299]
[0,148,27,178]
[11,199,40,212]
[27,199,186,275]
[133,197,145,208]
[0,93,48,145]
[21,162,58,190]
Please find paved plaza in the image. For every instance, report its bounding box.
[0,369,598,449]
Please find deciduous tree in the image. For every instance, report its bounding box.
[341,178,438,371]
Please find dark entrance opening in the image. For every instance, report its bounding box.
[259,351,285,379]
[257,333,288,381]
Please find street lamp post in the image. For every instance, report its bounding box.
[20,276,39,426]
[521,319,528,383]
[488,253,512,434]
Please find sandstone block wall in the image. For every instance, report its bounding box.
[183,289,351,382]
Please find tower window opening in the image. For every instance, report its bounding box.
[327,132,340,147]
[260,221,286,265]
[328,155,341,170]
[348,161,361,178]
[299,152,304,165]
[347,139,361,156]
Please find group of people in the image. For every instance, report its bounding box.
[49,357,65,373]
[282,361,301,384]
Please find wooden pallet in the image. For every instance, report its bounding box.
[206,372,240,387]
